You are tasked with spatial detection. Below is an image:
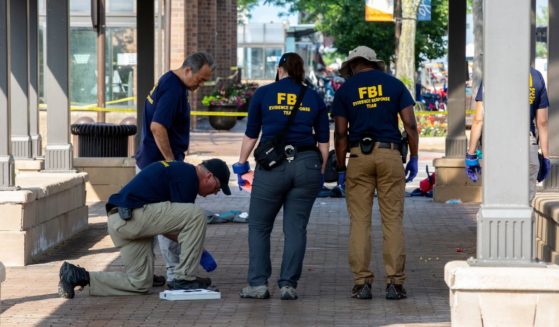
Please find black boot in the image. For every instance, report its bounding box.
[385,282,407,300]
[58,261,90,299]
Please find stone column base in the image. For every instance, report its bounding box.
[433,157,482,203]
[74,157,136,202]
[445,261,559,327]
[533,193,559,264]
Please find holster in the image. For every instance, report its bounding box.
[359,136,375,154]
[400,131,409,163]
[118,207,132,221]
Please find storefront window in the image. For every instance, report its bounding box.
[238,47,282,81]
[265,48,282,80]
[106,27,136,106]
[70,0,90,14]
[71,27,97,105]
[107,0,135,14]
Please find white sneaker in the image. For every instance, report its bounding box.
[280,286,298,300]
[239,285,270,299]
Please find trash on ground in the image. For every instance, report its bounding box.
[446,199,462,204]
[317,185,345,198]
[410,166,435,198]
[207,210,248,224]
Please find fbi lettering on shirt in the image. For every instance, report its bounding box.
[352,85,391,109]
[268,92,311,115]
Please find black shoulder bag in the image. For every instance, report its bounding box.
[253,85,307,170]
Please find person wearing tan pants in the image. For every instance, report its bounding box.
[332,46,419,300]
[57,159,231,298]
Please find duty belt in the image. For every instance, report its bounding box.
[284,144,318,162]
[107,207,119,216]
[350,141,399,150]
[289,144,318,152]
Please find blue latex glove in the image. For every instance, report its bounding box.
[405,156,418,182]
[465,153,481,182]
[200,249,217,272]
[232,162,250,190]
[537,154,551,182]
[337,171,346,190]
[476,149,483,160]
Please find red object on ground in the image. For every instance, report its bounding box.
[456,247,464,253]
[419,173,436,193]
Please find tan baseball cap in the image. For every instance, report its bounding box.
[339,46,385,78]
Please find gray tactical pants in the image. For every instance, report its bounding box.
[247,150,322,288]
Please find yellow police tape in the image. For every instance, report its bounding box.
[38,96,472,117]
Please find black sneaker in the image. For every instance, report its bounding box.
[385,283,407,300]
[58,261,90,299]
[167,277,212,290]
[153,274,166,287]
[351,283,372,299]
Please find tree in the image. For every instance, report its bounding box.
[254,0,448,69]
[396,0,421,94]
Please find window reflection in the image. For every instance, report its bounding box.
[38,0,138,111]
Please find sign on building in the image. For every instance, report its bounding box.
[365,0,394,22]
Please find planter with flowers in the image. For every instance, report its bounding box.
[202,82,258,130]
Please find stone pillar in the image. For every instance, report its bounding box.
[445,3,555,323]
[544,0,559,191]
[44,0,73,171]
[445,0,467,157]
[136,0,155,149]
[0,0,16,189]
[9,0,31,159]
[530,0,536,65]
[476,0,532,264]
[433,0,474,203]
[28,0,41,158]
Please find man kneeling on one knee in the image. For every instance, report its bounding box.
[58,159,231,298]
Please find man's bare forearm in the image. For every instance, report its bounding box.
[151,122,175,161]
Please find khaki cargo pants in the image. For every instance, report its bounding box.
[346,146,406,286]
[87,201,207,296]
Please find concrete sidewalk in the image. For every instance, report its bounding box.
[0,125,471,326]
[0,188,479,326]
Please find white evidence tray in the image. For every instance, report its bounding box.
[159,289,221,301]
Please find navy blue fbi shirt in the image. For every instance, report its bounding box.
[475,68,549,136]
[332,70,415,144]
[135,71,190,169]
[107,161,198,211]
[245,77,330,146]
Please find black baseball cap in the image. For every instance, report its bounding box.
[202,159,231,195]
[275,52,296,81]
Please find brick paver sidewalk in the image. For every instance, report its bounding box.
[0,188,478,326]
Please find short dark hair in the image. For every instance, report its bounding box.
[182,52,216,73]
[279,53,305,84]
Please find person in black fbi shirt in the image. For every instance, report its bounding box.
[465,68,550,202]
[332,46,419,300]
[57,159,230,298]
[135,52,215,286]
[232,52,330,300]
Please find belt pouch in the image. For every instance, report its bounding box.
[359,137,374,154]
[118,207,132,221]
